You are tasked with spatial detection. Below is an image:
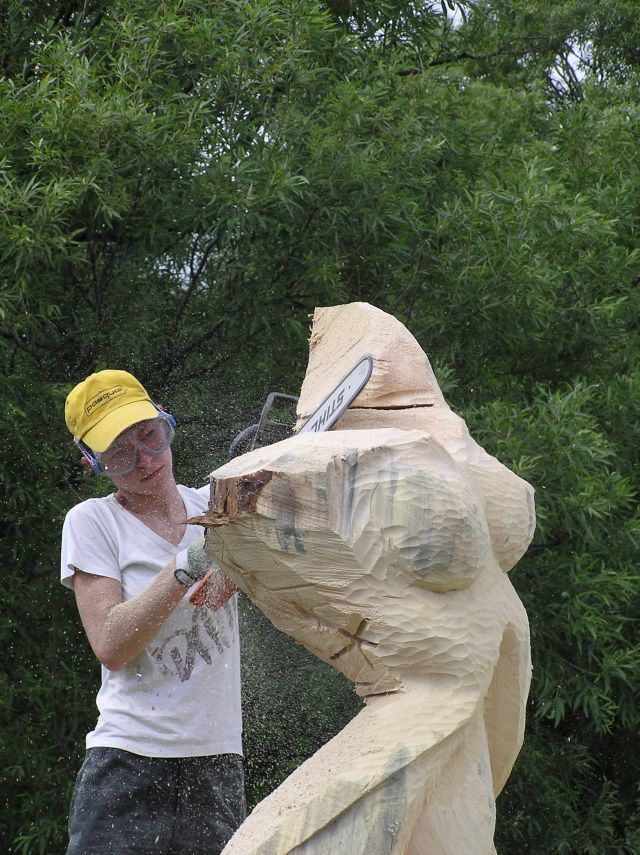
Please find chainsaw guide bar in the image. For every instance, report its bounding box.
[297,356,373,435]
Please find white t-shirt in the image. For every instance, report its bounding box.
[60,484,242,759]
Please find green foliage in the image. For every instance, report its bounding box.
[496,730,630,854]
[239,598,362,808]
[453,1,640,99]
[0,1,638,852]
[1,579,96,854]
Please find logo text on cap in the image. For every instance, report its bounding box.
[85,385,125,416]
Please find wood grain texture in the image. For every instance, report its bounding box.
[212,303,533,855]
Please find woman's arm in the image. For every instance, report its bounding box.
[72,561,185,671]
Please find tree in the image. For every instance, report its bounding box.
[450,1,640,100]
[1,1,638,851]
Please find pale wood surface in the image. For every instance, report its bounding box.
[210,303,533,854]
[296,302,446,418]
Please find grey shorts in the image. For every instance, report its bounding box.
[67,747,246,855]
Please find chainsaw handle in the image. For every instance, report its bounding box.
[228,423,259,459]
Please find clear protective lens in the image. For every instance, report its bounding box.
[97,415,174,477]
[137,420,172,453]
[101,446,136,476]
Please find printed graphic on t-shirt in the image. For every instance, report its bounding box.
[150,599,236,683]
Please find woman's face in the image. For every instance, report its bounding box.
[100,418,176,497]
[110,444,175,496]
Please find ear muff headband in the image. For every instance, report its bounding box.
[74,440,103,475]
[161,410,177,430]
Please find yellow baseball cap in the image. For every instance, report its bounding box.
[65,370,159,452]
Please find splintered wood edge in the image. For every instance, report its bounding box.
[186,511,231,528]
[186,469,275,527]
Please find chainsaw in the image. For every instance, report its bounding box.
[228,356,373,458]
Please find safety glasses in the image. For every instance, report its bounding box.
[76,412,175,477]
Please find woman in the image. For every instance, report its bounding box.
[61,369,244,855]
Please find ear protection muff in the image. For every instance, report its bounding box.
[158,409,177,430]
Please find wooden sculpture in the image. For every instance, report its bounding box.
[201,303,534,855]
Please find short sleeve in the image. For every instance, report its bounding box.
[60,500,121,590]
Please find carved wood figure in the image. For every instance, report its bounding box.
[202,303,534,855]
